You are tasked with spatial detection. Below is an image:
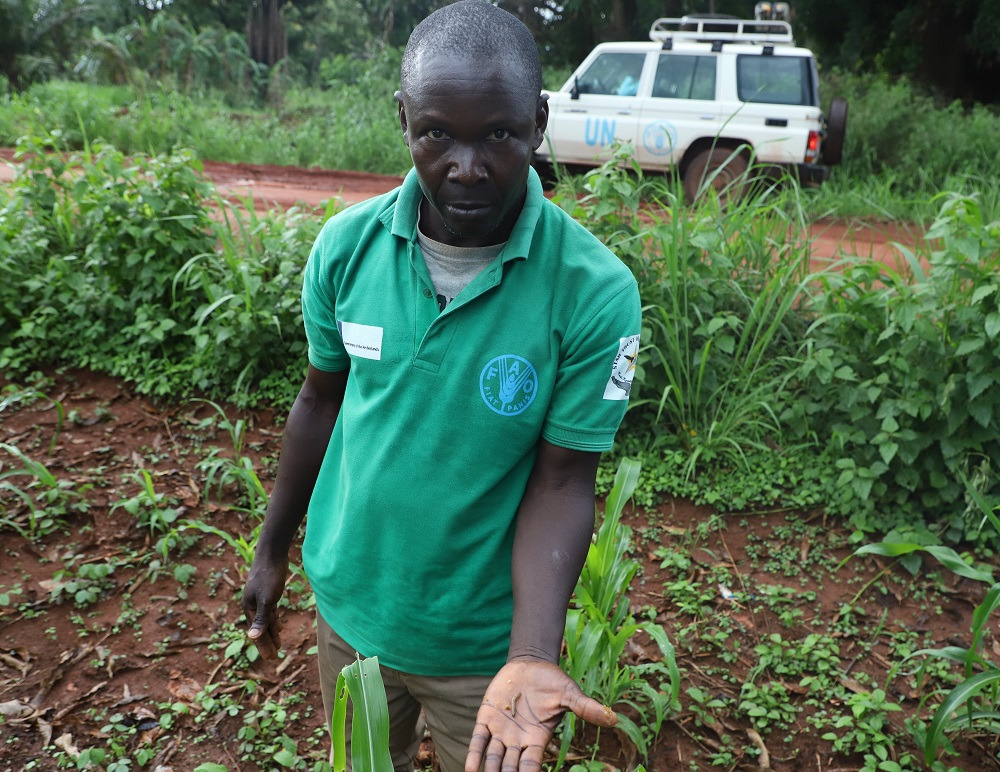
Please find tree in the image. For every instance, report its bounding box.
[792,0,1000,103]
[0,0,103,88]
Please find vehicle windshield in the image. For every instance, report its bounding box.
[736,54,816,106]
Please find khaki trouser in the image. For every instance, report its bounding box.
[317,612,493,772]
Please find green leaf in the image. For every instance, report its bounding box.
[967,398,994,429]
[955,336,985,357]
[880,415,899,433]
[986,311,1000,340]
[273,748,297,767]
[923,546,994,583]
[970,584,1000,665]
[341,656,392,772]
[852,476,874,501]
[925,670,1000,765]
[971,285,997,306]
[331,672,349,772]
[858,543,994,583]
[193,765,228,772]
[878,441,899,465]
[966,371,994,400]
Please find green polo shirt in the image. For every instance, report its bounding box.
[300,167,640,676]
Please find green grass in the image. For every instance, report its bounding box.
[0,80,413,176]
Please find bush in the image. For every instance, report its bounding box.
[793,192,1000,543]
[0,134,333,408]
[820,70,1000,199]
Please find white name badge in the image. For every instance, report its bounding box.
[337,320,383,361]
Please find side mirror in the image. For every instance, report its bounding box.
[571,75,580,100]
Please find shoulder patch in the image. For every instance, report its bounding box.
[603,335,639,401]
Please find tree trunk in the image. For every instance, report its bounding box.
[246,0,287,66]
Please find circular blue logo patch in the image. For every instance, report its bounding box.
[643,121,678,157]
[480,355,537,416]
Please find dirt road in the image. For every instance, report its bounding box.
[0,148,921,268]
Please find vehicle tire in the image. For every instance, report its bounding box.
[682,147,750,206]
[824,97,849,166]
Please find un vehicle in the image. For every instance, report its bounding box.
[535,16,849,201]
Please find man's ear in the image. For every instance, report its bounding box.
[532,93,550,151]
[394,90,409,146]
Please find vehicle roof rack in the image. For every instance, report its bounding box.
[649,17,794,46]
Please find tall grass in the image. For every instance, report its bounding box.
[556,149,814,477]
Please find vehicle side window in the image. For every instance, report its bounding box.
[652,54,717,100]
[576,53,646,96]
[736,55,815,106]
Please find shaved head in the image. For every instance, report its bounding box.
[400,0,543,104]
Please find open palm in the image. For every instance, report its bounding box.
[465,659,617,772]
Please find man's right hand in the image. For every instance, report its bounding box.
[241,555,289,659]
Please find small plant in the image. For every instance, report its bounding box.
[330,655,392,772]
[111,468,184,538]
[238,697,314,767]
[737,680,798,732]
[212,621,261,670]
[559,458,681,766]
[847,473,1000,765]
[0,583,23,609]
[0,442,88,539]
[194,399,270,516]
[46,562,116,607]
[820,688,901,759]
[0,386,66,454]
[169,519,260,575]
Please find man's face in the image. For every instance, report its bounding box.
[396,54,548,247]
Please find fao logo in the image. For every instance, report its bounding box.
[642,120,678,157]
[480,355,537,416]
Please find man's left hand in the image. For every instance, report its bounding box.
[465,659,617,772]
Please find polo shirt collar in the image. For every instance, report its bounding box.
[384,167,544,263]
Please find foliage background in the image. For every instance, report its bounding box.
[2,0,998,103]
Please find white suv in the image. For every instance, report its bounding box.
[534,16,848,201]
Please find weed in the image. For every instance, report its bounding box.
[111,469,184,538]
[0,386,66,454]
[0,442,89,539]
[46,562,116,607]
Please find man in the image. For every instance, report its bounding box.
[240,2,642,771]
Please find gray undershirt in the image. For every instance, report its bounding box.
[417,221,505,312]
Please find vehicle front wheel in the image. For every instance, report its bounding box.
[682,147,749,206]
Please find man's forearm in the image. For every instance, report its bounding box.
[508,490,595,662]
[255,367,348,560]
[507,443,600,663]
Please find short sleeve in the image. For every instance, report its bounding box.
[301,227,351,373]
[542,278,642,452]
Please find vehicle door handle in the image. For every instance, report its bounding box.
[617,110,632,115]
[566,109,587,114]
[700,116,715,120]
[765,118,789,127]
